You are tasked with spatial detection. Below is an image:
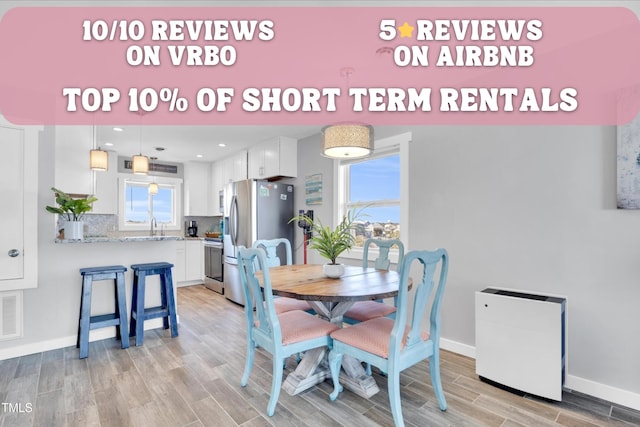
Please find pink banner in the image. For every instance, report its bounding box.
[0,6,639,125]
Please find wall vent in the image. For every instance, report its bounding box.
[0,291,23,341]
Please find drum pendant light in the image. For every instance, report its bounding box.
[89,125,109,171]
[132,115,149,175]
[321,68,374,159]
[322,124,373,159]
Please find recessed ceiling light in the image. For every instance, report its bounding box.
[218,143,227,147]
[196,154,203,158]
[113,127,123,132]
[104,142,114,147]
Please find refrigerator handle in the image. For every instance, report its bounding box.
[230,194,238,245]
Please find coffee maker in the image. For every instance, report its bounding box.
[187,220,198,237]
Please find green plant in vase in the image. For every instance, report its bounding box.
[45,187,97,239]
[290,207,366,278]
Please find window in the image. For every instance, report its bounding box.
[339,151,401,248]
[119,178,181,231]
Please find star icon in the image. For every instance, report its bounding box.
[398,22,414,38]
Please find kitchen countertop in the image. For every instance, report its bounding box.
[55,235,185,243]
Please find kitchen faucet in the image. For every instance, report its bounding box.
[150,217,157,236]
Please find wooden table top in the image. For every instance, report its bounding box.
[260,264,402,302]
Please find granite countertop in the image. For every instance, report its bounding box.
[55,235,185,243]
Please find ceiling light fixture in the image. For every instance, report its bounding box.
[148,182,159,195]
[89,125,109,171]
[113,127,123,132]
[218,143,227,147]
[321,67,374,159]
[131,114,149,175]
[322,124,373,159]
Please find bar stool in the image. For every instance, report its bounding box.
[129,262,178,346]
[77,265,129,359]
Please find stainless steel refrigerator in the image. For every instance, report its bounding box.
[223,179,295,305]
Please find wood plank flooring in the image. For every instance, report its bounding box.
[1,285,638,427]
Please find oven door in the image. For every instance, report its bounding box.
[204,244,224,294]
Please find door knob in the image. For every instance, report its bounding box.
[7,249,20,257]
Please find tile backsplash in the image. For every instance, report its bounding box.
[56,214,224,238]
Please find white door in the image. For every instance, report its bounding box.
[0,126,24,280]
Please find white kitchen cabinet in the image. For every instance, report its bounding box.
[210,162,224,214]
[183,162,211,216]
[54,126,93,195]
[175,239,204,286]
[218,150,247,187]
[185,240,204,282]
[230,150,248,182]
[174,241,186,284]
[90,151,118,215]
[248,136,297,179]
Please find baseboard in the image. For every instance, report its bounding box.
[0,317,171,361]
[440,337,476,359]
[439,337,640,412]
[565,375,640,411]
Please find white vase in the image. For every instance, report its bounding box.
[323,263,345,279]
[63,220,84,240]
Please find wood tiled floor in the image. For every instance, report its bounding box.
[1,285,639,426]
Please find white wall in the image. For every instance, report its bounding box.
[408,124,640,392]
[293,125,640,409]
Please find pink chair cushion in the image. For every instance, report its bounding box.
[278,310,339,345]
[330,317,429,359]
[343,301,397,322]
[273,297,312,314]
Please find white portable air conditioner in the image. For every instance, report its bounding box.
[475,288,566,401]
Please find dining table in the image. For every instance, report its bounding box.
[259,263,403,399]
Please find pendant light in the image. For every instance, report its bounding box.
[131,114,149,175]
[322,123,373,159]
[148,182,159,195]
[321,68,374,159]
[89,125,109,171]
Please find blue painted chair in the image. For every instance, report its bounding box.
[343,238,405,325]
[253,238,313,314]
[328,249,449,427]
[238,247,338,416]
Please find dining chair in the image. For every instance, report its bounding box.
[328,249,449,427]
[238,246,339,417]
[253,238,313,314]
[342,238,405,324]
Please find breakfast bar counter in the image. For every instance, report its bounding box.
[55,235,184,243]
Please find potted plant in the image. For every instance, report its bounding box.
[290,208,365,278]
[45,187,97,240]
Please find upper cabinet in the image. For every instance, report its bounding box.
[54,126,93,195]
[210,161,225,214]
[248,136,297,180]
[213,150,248,195]
[183,162,211,216]
[228,149,248,183]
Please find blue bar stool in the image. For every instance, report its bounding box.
[129,262,178,346]
[77,265,129,359]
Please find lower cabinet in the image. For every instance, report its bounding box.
[175,240,204,287]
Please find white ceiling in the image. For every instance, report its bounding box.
[96,125,321,163]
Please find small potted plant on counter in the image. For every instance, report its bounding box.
[45,187,97,240]
[290,208,365,278]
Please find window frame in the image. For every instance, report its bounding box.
[335,132,410,263]
[118,175,182,231]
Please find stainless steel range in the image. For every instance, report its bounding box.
[203,238,223,294]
